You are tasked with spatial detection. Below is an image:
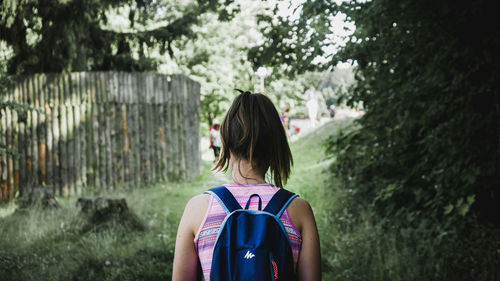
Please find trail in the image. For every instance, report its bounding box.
[201,136,231,182]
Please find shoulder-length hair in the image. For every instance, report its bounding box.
[214,90,293,188]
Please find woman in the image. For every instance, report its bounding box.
[172,90,321,280]
[209,120,222,163]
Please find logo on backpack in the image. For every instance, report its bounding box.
[272,260,279,279]
[244,251,255,259]
[207,186,299,281]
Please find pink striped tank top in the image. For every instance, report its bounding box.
[194,183,302,281]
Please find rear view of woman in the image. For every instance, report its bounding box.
[173,90,321,280]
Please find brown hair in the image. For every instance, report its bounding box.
[214,90,293,188]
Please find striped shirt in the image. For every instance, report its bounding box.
[194,183,302,281]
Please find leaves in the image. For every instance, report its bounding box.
[0,0,236,74]
[254,0,500,228]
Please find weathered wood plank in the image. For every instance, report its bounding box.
[193,81,202,175]
[4,82,13,198]
[138,73,147,184]
[54,74,62,193]
[109,72,117,187]
[166,76,173,180]
[104,72,113,189]
[45,74,54,192]
[181,75,187,178]
[81,72,96,187]
[91,72,101,188]
[2,71,201,203]
[158,76,168,181]
[151,74,159,181]
[83,72,94,188]
[36,74,47,186]
[78,72,87,190]
[11,80,20,196]
[145,73,154,182]
[97,72,107,189]
[116,72,125,186]
[60,74,70,195]
[130,72,138,186]
[16,77,26,196]
[144,73,152,183]
[28,76,38,189]
[123,73,132,186]
[0,107,7,201]
[184,79,192,177]
[24,76,35,190]
[67,73,75,192]
[6,108,14,199]
[70,72,81,194]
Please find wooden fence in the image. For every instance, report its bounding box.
[0,72,201,202]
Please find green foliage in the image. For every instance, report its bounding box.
[172,4,261,126]
[289,121,500,281]
[172,2,287,127]
[253,1,500,279]
[0,0,238,74]
[248,0,332,76]
[327,0,500,228]
[254,0,500,227]
[0,0,241,152]
[200,90,228,127]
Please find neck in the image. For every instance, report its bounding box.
[229,157,266,185]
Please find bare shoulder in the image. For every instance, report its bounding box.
[184,193,211,218]
[181,193,211,234]
[286,196,315,234]
[289,196,312,211]
[186,193,211,207]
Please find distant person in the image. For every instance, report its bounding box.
[305,88,319,127]
[280,106,290,133]
[209,120,222,163]
[208,119,218,151]
[290,124,300,137]
[329,104,336,118]
[172,90,321,281]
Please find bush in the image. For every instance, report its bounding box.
[324,122,500,280]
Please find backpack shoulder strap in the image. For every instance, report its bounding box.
[263,188,298,217]
[205,186,241,214]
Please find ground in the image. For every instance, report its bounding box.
[0,118,352,281]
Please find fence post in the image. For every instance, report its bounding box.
[1,72,200,203]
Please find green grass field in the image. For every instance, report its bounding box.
[0,119,352,281]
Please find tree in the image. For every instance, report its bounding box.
[171,2,264,128]
[0,0,237,74]
[252,0,500,227]
[252,1,500,278]
[0,0,240,153]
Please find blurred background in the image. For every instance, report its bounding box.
[0,0,499,280]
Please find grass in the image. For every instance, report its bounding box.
[3,118,496,281]
[5,117,451,281]
[0,119,351,281]
[285,119,356,280]
[0,160,227,281]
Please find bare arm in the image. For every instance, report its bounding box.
[288,197,321,281]
[172,194,209,281]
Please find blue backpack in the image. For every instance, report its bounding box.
[206,186,298,281]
